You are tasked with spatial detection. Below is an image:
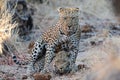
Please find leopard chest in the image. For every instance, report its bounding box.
[42,28,69,53]
[42,27,60,43]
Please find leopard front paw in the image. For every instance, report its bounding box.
[41,68,50,74]
[27,65,36,76]
[61,35,69,42]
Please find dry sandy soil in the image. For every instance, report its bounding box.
[0,0,120,80]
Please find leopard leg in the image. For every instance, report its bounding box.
[27,41,46,75]
[41,44,55,74]
[69,48,78,71]
[69,39,79,73]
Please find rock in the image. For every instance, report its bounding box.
[81,24,93,33]
[77,64,89,70]
[33,73,51,80]
[22,75,28,80]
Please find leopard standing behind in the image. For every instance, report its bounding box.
[7,0,33,40]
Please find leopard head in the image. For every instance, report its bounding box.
[58,7,79,36]
[15,0,29,21]
[54,51,71,75]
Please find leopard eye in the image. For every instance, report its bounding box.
[17,4,23,10]
[59,29,65,35]
[72,17,75,19]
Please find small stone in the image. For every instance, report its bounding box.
[78,64,86,70]
[81,25,93,33]
[22,75,28,80]
[90,41,96,46]
[33,73,51,80]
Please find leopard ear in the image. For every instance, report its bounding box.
[58,7,64,12]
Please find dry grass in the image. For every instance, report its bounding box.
[0,0,17,55]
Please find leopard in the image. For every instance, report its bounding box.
[7,0,33,41]
[27,7,80,75]
[54,51,88,75]
[54,50,71,75]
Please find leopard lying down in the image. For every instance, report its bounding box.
[54,50,87,75]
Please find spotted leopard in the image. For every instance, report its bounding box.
[31,26,81,74]
[27,7,80,74]
[7,0,33,40]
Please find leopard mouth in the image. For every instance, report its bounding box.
[58,68,71,75]
[67,30,75,36]
[57,63,70,74]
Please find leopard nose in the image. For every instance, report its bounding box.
[60,67,62,70]
[68,26,71,28]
